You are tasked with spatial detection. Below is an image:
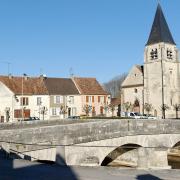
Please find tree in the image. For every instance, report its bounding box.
[103,73,127,98]
[173,104,180,119]
[144,103,153,115]
[108,104,116,117]
[123,102,132,117]
[82,105,92,116]
[60,105,68,118]
[160,104,169,119]
[40,106,48,120]
[102,103,109,117]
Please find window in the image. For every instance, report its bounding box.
[54,96,63,104]
[20,97,29,106]
[167,49,173,59]
[100,96,104,103]
[170,98,173,106]
[89,96,92,103]
[150,48,158,60]
[134,88,138,93]
[72,107,77,116]
[98,96,104,103]
[56,96,60,104]
[86,96,92,103]
[69,96,74,104]
[52,108,57,116]
[37,97,42,106]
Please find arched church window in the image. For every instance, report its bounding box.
[150,48,158,60]
[134,99,140,107]
[167,49,173,59]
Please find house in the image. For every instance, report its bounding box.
[0,75,49,122]
[73,77,111,116]
[44,77,80,119]
[121,4,180,118]
[109,98,121,117]
[0,75,110,122]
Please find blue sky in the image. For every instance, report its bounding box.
[0,0,179,83]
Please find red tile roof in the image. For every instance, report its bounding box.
[73,77,109,95]
[0,76,48,95]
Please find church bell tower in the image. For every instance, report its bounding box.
[144,4,180,118]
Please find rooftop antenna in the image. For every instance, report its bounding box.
[39,68,43,75]
[0,61,11,75]
[69,67,74,77]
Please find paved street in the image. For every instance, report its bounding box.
[1,157,180,180]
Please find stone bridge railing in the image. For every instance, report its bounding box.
[0,119,180,146]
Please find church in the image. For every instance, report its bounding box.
[121,4,179,118]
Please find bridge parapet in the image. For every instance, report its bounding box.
[0,119,180,145]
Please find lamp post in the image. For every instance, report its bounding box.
[21,73,27,121]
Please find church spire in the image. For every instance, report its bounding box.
[146,4,176,45]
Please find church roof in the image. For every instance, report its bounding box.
[146,4,176,46]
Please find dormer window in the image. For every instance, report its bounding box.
[150,49,158,60]
[167,49,173,59]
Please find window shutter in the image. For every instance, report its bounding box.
[86,96,89,103]
[98,96,100,103]
[20,98,23,106]
[92,96,94,103]
[26,98,29,105]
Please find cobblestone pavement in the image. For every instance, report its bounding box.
[0,157,180,180]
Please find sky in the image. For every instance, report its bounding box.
[0,0,180,83]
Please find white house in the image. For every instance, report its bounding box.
[0,75,49,122]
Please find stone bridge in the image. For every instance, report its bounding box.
[0,119,180,169]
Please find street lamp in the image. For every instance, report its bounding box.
[21,73,27,121]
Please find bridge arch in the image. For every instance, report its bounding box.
[101,143,141,167]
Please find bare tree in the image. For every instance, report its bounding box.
[160,104,169,119]
[123,102,132,117]
[173,104,180,119]
[103,73,127,98]
[108,104,116,117]
[82,105,92,116]
[60,104,68,118]
[144,103,153,115]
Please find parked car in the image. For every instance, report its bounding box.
[25,117,40,121]
[68,116,80,120]
[128,112,142,119]
[143,114,157,119]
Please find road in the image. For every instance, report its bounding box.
[1,157,180,180]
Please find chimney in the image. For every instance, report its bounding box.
[8,74,13,79]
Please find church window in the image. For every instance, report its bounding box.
[134,88,138,93]
[150,49,158,60]
[167,49,173,59]
[170,98,173,106]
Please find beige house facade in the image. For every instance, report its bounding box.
[121,4,180,118]
[73,77,111,116]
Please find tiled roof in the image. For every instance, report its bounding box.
[44,78,79,95]
[0,76,48,95]
[110,98,121,106]
[73,77,108,95]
